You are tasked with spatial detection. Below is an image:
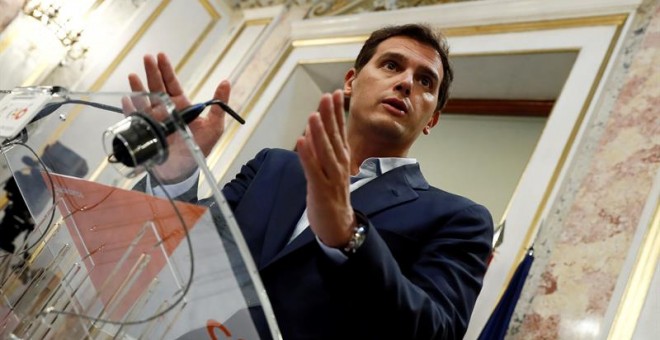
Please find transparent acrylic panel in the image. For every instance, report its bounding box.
[0,87,279,339]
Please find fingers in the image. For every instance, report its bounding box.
[192,80,230,155]
[132,53,191,118]
[157,53,185,97]
[301,89,353,177]
[208,80,231,124]
[311,112,341,178]
[216,79,231,103]
[128,73,146,92]
[332,89,347,146]
[127,73,151,112]
[298,94,354,247]
[316,90,350,167]
[318,93,343,161]
[300,90,351,181]
[296,133,323,184]
[144,54,166,93]
[121,96,136,116]
[331,89,349,163]
[142,53,184,95]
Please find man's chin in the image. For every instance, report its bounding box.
[364,121,407,142]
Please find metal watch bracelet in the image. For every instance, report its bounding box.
[342,211,368,254]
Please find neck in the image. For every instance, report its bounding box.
[347,133,410,175]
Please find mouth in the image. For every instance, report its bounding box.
[382,98,408,115]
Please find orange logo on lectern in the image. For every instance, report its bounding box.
[206,319,246,340]
[9,107,28,120]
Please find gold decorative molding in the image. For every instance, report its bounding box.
[88,0,106,13]
[89,0,172,92]
[292,35,368,47]
[175,0,221,73]
[298,57,353,64]
[443,14,628,37]
[608,201,660,340]
[189,18,274,99]
[199,0,221,17]
[205,43,293,183]
[291,15,628,48]
[198,17,277,179]
[233,0,457,17]
[234,0,305,8]
[246,18,275,26]
[21,62,52,87]
[0,30,15,55]
[305,0,451,18]
[189,23,245,99]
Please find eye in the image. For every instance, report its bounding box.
[420,76,433,89]
[383,60,397,71]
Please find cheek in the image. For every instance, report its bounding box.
[419,92,437,112]
[353,81,376,103]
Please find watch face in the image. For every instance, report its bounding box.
[344,225,367,254]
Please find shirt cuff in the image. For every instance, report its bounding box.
[315,235,348,264]
[146,168,200,198]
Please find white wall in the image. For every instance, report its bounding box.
[410,114,547,224]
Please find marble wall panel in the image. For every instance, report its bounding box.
[508,0,660,338]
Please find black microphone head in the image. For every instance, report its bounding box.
[107,113,168,168]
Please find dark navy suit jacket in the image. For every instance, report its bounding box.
[218,148,493,340]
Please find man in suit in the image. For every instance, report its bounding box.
[130,24,493,339]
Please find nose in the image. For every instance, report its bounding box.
[394,72,413,96]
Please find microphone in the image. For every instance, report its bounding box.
[107,100,244,169]
[161,100,244,134]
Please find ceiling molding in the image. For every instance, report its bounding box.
[291,0,641,40]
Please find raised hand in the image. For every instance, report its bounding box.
[127,53,230,182]
[296,90,356,248]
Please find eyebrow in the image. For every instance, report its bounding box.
[378,51,441,85]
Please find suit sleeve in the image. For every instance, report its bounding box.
[327,204,493,340]
[135,148,271,207]
[221,148,271,210]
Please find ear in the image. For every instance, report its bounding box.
[343,68,357,97]
[423,111,441,135]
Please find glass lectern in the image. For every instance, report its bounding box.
[0,87,279,339]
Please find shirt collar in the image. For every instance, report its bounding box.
[354,157,417,179]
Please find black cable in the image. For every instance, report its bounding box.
[205,99,245,124]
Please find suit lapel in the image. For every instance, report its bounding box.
[351,163,428,216]
[261,163,428,269]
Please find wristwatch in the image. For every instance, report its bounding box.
[342,211,368,255]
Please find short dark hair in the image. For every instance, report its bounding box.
[354,23,453,111]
